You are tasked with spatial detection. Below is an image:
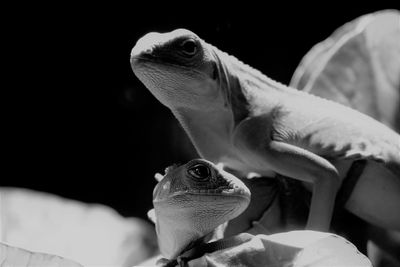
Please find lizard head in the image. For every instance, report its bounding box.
[131,29,230,111]
[150,158,251,259]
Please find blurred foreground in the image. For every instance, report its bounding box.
[0,188,158,266]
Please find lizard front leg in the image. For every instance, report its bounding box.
[268,141,341,231]
[234,117,341,231]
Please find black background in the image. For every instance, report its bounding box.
[3,4,396,220]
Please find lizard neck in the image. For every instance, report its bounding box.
[210,43,297,116]
[172,107,236,163]
[155,205,221,259]
[169,45,295,167]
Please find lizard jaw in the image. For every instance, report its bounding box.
[153,186,251,203]
[170,187,249,198]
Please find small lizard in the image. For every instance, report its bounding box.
[149,159,251,259]
[147,159,372,266]
[131,29,400,231]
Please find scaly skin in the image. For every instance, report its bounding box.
[151,159,250,259]
[131,29,400,231]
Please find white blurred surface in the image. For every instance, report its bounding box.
[0,187,157,266]
[291,9,400,132]
[1,242,84,267]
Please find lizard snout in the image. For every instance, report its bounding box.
[130,32,162,61]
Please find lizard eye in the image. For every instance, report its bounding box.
[181,39,198,57]
[188,164,210,180]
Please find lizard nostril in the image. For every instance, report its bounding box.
[144,47,153,54]
[131,44,154,60]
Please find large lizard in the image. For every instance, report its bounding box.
[145,159,371,266]
[130,29,400,231]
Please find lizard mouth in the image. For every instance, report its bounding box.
[153,186,251,204]
[168,187,250,200]
[131,55,205,75]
